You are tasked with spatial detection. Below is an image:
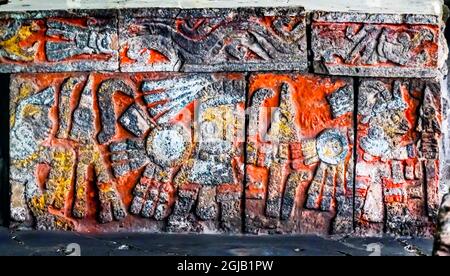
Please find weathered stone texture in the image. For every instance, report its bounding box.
[355,78,445,236]
[2,1,449,238]
[434,193,450,255]
[244,73,354,235]
[9,72,245,232]
[312,13,446,78]
[119,8,307,72]
[0,10,119,72]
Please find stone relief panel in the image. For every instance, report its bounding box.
[7,74,448,236]
[9,73,245,232]
[355,78,443,236]
[244,73,354,235]
[312,20,442,78]
[119,8,307,72]
[0,11,119,72]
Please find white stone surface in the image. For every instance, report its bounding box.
[0,0,444,16]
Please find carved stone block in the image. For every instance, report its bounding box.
[244,73,354,235]
[119,8,307,72]
[9,72,245,233]
[311,11,447,78]
[0,10,119,73]
[355,78,444,236]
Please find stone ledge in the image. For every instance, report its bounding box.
[0,0,444,17]
[118,8,307,73]
[0,7,308,73]
[311,16,448,78]
[0,10,119,72]
[0,1,446,76]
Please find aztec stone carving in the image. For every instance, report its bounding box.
[119,8,307,72]
[9,73,245,233]
[10,74,127,230]
[109,73,246,233]
[1,2,449,239]
[245,73,354,235]
[0,11,118,73]
[311,18,444,78]
[355,78,443,236]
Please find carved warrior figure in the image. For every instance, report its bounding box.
[69,77,127,222]
[245,78,353,233]
[10,76,127,229]
[10,85,75,229]
[110,75,245,232]
[356,79,442,235]
[247,83,309,221]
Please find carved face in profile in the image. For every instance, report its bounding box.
[11,87,54,160]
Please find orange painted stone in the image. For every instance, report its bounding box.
[119,8,308,72]
[355,78,443,236]
[0,10,119,73]
[3,2,448,239]
[244,73,354,235]
[9,72,245,233]
[311,13,445,78]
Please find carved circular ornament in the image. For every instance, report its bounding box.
[316,129,348,165]
[146,124,192,167]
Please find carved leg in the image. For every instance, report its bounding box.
[72,159,89,219]
[46,149,75,210]
[10,180,28,222]
[167,185,199,232]
[153,182,176,220]
[306,162,326,210]
[217,187,242,232]
[94,154,126,223]
[266,163,283,218]
[196,186,218,221]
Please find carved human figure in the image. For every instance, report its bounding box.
[263,83,304,219]
[10,75,128,228]
[246,82,307,220]
[356,80,414,226]
[110,75,245,232]
[245,79,353,233]
[10,84,75,230]
[68,77,127,223]
[356,79,442,235]
[169,93,244,231]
